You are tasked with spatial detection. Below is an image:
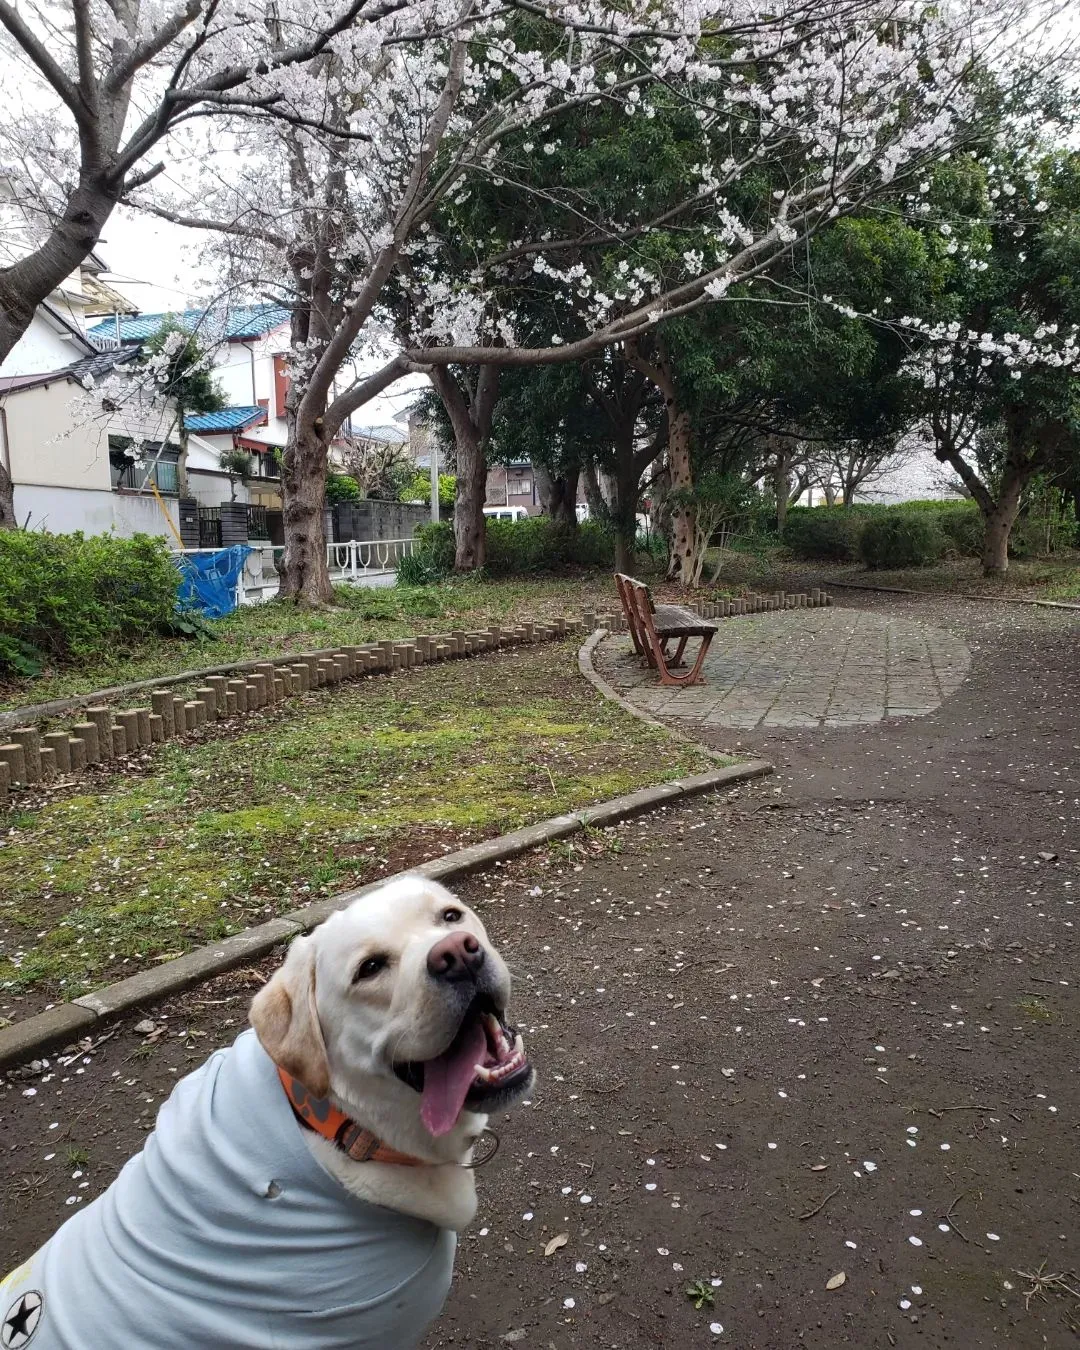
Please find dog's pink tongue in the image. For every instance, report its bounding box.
[420,1019,488,1136]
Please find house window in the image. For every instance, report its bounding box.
[110,436,181,495]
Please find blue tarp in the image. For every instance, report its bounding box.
[174,545,251,618]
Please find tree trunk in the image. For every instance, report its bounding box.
[980,473,1024,577]
[0,461,16,530]
[666,408,695,584]
[627,339,695,585]
[934,421,1035,580]
[278,419,334,604]
[773,449,793,533]
[430,365,500,572]
[535,462,579,525]
[453,426,487,571]
[612,428,641,574]
[0,179,122,367]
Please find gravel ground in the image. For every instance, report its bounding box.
[2,591,1077,1349]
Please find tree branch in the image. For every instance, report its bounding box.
[0,0,91,128]
[125,200,287,248]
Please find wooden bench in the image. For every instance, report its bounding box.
[614,573,718,687]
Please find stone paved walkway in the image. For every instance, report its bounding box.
[595,606,971,729]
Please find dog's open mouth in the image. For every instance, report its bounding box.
[394,993,532,1136]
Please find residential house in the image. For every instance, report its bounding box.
[0,259,185,537]
[485,460,540,514]
[87,304,420,543]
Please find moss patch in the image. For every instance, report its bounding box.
[0,644,715,1007]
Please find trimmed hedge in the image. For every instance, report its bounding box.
[0,531,181,676]
[405,517,617,579]
[859,512,944,569]
[785,500,985,565]
[782,507,868,561]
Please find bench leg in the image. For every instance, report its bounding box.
[655,632,713,687]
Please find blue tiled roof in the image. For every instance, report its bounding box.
[87,303,290,345]
[185,405,267,432]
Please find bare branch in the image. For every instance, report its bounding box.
[0,0,91,128]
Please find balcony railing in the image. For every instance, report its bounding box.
[110,458,179,495]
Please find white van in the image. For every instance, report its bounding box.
[483,505,530,522]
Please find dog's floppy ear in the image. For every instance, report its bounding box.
[250,933,330,1098]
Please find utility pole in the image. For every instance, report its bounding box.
[430,444,440,523]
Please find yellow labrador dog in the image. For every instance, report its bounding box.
[1,876,533,1350]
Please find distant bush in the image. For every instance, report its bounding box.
[406,516,616,578]
[859,511,944,569]
[325,473,361,505]
[783,507,868,560]
[1009,483,1079,559]
[935,501,983,556]
[0,531,181,676]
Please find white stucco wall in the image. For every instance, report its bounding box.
[0,312,85,379]
[12,483,179,538]
[2,380,112,491]
[187,467,250,506]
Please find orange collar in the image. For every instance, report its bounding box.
[277,1066,427,1167]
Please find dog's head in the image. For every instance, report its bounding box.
[250,876,534,1139]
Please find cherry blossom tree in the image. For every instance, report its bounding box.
[132,0,1063,600]
[0,0,420,526]
[896,148,1080,573]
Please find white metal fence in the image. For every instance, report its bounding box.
[172,537,418,606]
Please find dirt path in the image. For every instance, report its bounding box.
[2,594,1077,1348]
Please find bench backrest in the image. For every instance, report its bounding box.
[614,572,656,657]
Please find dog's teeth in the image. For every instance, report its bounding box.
[513,1034,524,1055]
[474,1064,493,1082]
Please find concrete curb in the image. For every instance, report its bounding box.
[0,759,771,1070]
[824,578,1080,612]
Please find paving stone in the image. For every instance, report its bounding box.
[597,607,972,732]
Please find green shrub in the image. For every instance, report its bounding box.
[394,551,447,587]
[935,502,983,556]
[325,473,361,505]
[405,516,615,579]
[859,511,944,569]
[783,507,867,560]
[0,531,181,675]
[1009,485,1079,559]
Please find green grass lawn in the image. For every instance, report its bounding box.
[0,643,713,1012]
[0,574,628,712]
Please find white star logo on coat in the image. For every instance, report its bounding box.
[2,1291,43,1348]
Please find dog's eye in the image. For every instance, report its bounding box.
[352,955,388,983]
[442,907,463,923]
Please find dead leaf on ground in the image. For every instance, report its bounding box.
[544,1233,569,1257]
[826,1272,847,1291]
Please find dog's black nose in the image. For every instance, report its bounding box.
[427,932,485,982]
